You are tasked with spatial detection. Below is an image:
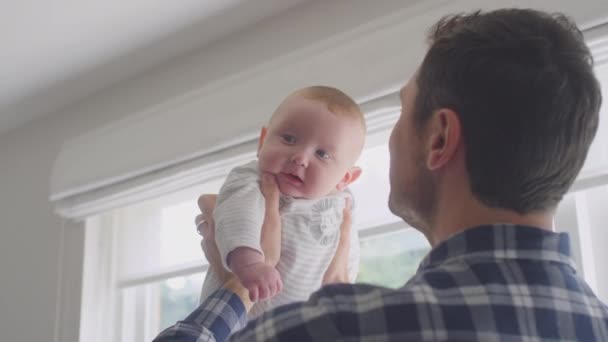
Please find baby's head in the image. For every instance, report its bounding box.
[257,86,366,199]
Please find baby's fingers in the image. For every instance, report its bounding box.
[248,285,259,302]
[258,283,270,301]
[276,276,283,294]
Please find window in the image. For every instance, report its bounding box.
[357,228,428,288]
[552,61,608,300]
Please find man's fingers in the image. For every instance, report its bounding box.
[321,197,354,285]
[197,195,217,240]
[344,196,352,211]
[340,197,353,236]
[198,194,218,217]
[196,219,214,244]
[260,172,280,200]
[342,197,353,225]
[195,214,204,235]
[194,214,204,226]
[201,233,214,262]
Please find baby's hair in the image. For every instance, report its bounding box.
[272,86,367,134]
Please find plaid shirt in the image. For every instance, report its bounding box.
[154,224,608,341]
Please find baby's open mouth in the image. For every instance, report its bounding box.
[282,172,303,185]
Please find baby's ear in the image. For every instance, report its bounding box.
[336,167,362,191]
[257,127,268,156]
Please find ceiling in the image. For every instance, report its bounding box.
[0,0,310,136]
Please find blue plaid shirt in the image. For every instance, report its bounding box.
[154,224,608,341]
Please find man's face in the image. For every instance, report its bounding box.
[388,74,437,232]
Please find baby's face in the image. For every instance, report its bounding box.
[258,96,365,199]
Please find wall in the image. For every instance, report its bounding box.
[0,99,128,341]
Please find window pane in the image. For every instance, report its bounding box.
[582,63,608,173]
[115,178,224,281]
[158,201,207,268]
[357,228,430,288]
[158,272,205,331]
[350,144,401,229]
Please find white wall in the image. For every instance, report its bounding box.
[0,100,128,341]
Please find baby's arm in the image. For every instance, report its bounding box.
[223,172,283,302]
[228,248,281,302]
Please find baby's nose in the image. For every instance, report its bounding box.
[290,152,308,167]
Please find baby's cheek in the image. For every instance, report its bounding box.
[311,175,335,197]
[259,153,280,172]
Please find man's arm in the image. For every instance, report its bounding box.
[153,286,247,342]
[230,283,379,341]
[154,282,369,342]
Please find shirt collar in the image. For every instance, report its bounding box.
[418,224,577,272]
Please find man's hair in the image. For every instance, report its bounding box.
[415,9,602,213]
[273,86,367,134]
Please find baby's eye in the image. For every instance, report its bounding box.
[316,149,332,160]
[280,134,296,145]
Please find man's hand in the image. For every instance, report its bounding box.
[259,172,282,267]
[322,197,354,285]
[196,194,235,283]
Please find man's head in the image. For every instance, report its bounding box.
[258,86,366,198]
[389,9,602,235]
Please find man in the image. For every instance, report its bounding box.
[155,8,607,341]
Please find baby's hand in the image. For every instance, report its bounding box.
[237,262,283,302]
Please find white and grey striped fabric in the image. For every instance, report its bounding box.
[200,161,360,318]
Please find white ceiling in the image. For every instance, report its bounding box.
[0,0,309,136]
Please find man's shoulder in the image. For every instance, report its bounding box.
[308,282,428,312]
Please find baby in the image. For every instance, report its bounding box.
[200,86,366,317]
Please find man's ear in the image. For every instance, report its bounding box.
[257,127,268,156]
[426,109,462,171]
[336,167,362,191]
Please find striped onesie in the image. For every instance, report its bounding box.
[200,160,360,318]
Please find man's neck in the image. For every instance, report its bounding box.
[428,194,554,247]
